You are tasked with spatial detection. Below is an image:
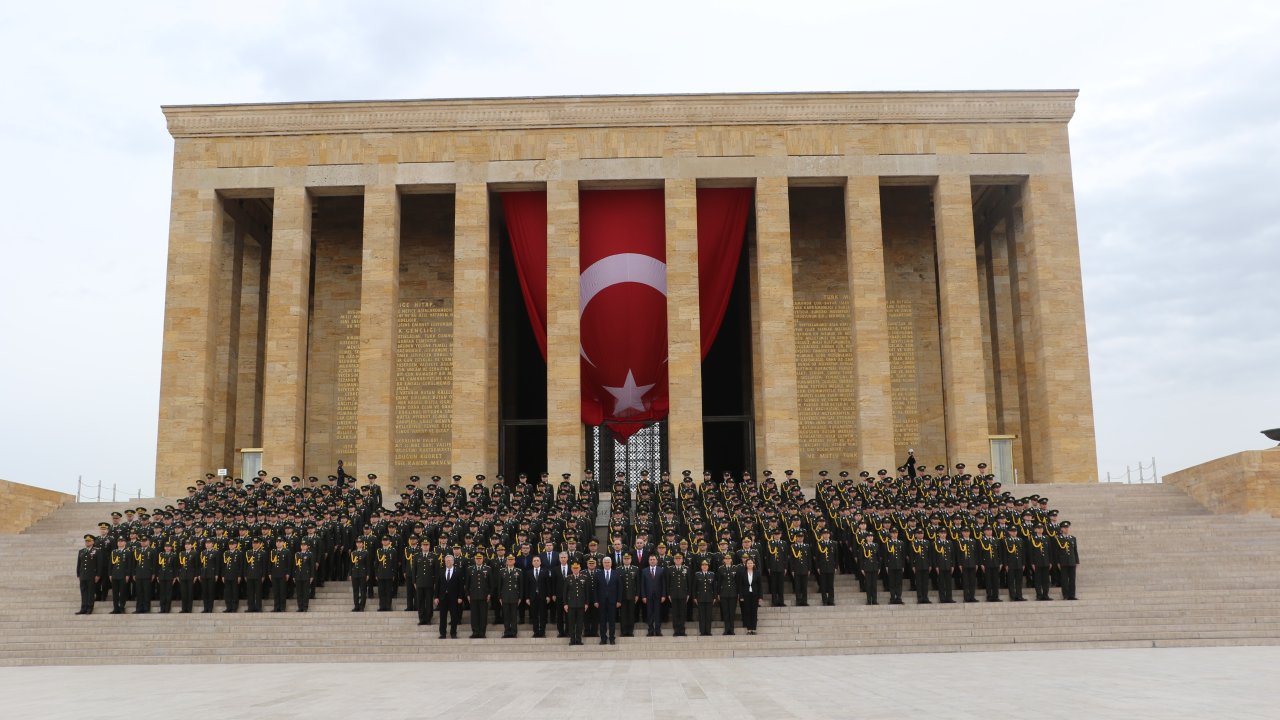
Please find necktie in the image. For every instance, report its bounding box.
[605,571,610,583]
[534,569,539,580]
[651,568,655,577]
[446,569,451,581]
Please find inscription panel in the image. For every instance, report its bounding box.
[887,299,920,449]
[395,299,453,468]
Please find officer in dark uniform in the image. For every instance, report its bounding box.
[498,555,525,638]
[563,562,590,645]
[883,526,906,605]
[977,525,1002,601]
[859,532,881,605]
[694,559,717,636]
[349,537,371,611]
[909,528,931,604]
[374,536,398,611]
[108,536,132,614]
[294,540,315,611]
[1028,524,1053,600]
[467,552,494,638]
[815,528,838,606]
[156,540,177,613]
[199,538,221,613]
[788,533,812,607]
[76,534,99,615]
[133,536,158,613]
[244,538,267,612]
[932,527,956,603]
[765,528,788,607]
[177,539,199,613]
[1002,526,1026,601]
[412,538,438,626]
[269,537,292,612]
[665,553,692,637]
[715,554,740,635]
[956,526,979,602]
[221,539,244,612]
[1053,521,1080,600]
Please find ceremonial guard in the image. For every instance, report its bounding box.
[1028,525,1053,601]
[977,526,1002,602]
[815,528,838,606]
[156,540,177,613]
[956,527,979,603]
[1053,521,1079,600]
[765,529,788,607]
[269,537,292,612]
[374,536,398,611]
[133,536,158,613]
[1002,527,1026,601]
[909,528,931,604]
[788,533,812,607]
[221,539,244,613]
[199,538,221,613]
[883,527,906,605]
[858,532,881,605]
[932,528,956,603]
[177,539,199,613]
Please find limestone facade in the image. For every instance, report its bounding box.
[0,479,72,534]
[155,91,1098,494]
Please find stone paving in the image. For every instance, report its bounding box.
[1,645,1274,719]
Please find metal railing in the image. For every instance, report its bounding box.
[1102,458,1160,484]
[75,476,145,503]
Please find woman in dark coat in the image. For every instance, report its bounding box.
[739,558,764,634]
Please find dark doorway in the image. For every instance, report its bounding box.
[701,211,755,477]
[497,201,548,483]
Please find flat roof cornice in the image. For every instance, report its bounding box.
[162,89,1078,138]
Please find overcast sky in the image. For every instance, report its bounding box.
[2,1,1277,498]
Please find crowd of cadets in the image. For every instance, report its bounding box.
[74,461,1081,644]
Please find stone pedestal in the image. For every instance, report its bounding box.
[1164,449,1280,517]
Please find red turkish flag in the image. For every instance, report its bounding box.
[579,189,668,441]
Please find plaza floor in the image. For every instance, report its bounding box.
[2,645,1275,719]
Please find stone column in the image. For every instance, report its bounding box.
[450,183,492,477]
[356,184,400,484]
[261,186,312,476]
[1020,173,1098,483]
[845,176,895,472]
[155,188,222,495]
[664,178,704,477]
[752,177,801,476]
[546,180,583,477]
[933,175,991,468]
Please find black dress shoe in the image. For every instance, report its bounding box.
[918,600,931,604]
[75,611,85,615]
[609,638,616,644]
[439,633,446,639]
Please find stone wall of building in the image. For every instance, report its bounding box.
[1165,450,1280,517]
[0,479,72,534]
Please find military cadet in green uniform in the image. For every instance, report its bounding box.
[563,562,590,645]
[909,528,931,604]
[977,526,1002,602]
[666,553,692,637]
[374,536,398,611]
[788,533,812,607]
[177,539,199,613]
[1002,527,1026,601]
[244,538,267,612]
[498,555,525,638]
[859,532,881,605]
[884,527,906,605]
[932,527,956,603]
[294,540,315,611]
[132,536,158,613]
[467,552,493,638]
[108,537,131,614]
[222,540,244,613]
[694,559,716,635]
[1052,521,1079,600]
[156,541,177,613]
[412,539,438,625]
[956,526,979,603]
[76,534,99,615]
[199,538,221,613]
[815,528,839,606]
[715,554,740,635]
[349,537,371,611]
[1028,524,1053,601]
[269,537,292,612]
[402,535,419,613]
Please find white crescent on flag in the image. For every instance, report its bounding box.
[578,252,667,367]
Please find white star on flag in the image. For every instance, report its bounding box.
[603,370,654,416]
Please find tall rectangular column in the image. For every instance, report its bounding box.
[845,176,895,472]
[1020,173,1098,483]
[546,181,583,477]
[356,184,400,484]
[155,188,222,495]
[664,179,704,477]
[451,183,492,477]
[933,175,991,468]
[752,177,801,476]
[262,186,312,476]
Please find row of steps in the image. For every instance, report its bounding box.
[2,483,1278,665]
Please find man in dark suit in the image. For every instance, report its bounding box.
[527,555,552,637]
[435,554,465,638]
[640,553,666,636]
[594,555,622,644]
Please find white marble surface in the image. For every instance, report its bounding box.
[2,646,1275,719]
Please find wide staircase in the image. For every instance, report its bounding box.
[2,484,1279,666]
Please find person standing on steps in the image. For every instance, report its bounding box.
[739,557,763,634]
[294,540,315,612]
[177,539,198,613]
[436,553,464,638]
[349,537,371,612]
[1052,521,1080,600]
[1002,526,1026,601]
[1028,524,1053,601]
[563,562,590,646]
[76,534,99,615]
